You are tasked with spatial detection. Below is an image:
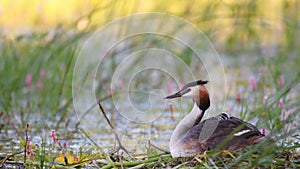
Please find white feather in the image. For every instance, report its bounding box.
[182,86,199,98]
[234,129,251,136]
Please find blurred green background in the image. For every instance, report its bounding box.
[2,0,299,53]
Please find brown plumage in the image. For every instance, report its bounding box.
[165,80,265,157]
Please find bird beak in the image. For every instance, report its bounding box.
[164,92,182,99]
[164,88,191,99]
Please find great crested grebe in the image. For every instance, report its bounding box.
[165,80,265,158]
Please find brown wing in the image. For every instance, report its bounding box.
[181,114,264,152]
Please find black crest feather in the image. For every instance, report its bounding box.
[181,80,208,90]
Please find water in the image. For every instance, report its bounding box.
[1,53,299,167]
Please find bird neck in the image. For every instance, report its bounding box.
[197,85,210,112]
[194,99,206,125]
[170,102,205,150]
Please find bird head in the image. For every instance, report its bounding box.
[165,80,210,112]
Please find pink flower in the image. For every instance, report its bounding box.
[25,74,32,86]
[236,92,241,102]
[63,142,67,148]
[281,109,286,121]
[29,150,34,159]
[110,87,114,95]
[40,70,46,78]
[278,99,283,108]
[293,120,298,126]
[261,128,266,135]
[263,95,268,104]
[36,80,43,89]
[287,108,294,116]
[92,159,98,167]
[169,103,173,113]
[279,75,284,87]
[249,75,256,90]
[26,136,30,151]
[51,129,57,143]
